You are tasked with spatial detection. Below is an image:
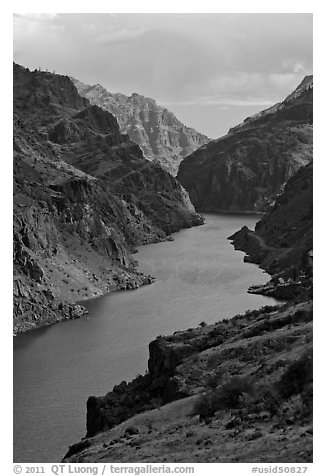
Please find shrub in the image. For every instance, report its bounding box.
[233,314,243,321]
[260,305,279,314]
[294,309,306,319]
[216,376,253,408]
[207,331,224,345]
[247,309,260,318]
[199,321,207,328]
[192,376,253,420]
[206,370,224,389]
[256,387,281,417]
[276,348,313,399]
[192,392,216,420]
[300,382,313,417]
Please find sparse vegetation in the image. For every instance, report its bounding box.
[276,348,313,399]
[206,370,224,389]
[192,377,253,420]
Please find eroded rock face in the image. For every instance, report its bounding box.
[64,119,313,462]
[229,162,313,300]
[13,63,202,332]
[178,76,313,212]
[72,79,210,176]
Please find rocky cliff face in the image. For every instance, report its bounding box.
[64,147,313,463]
[229,161,312,301]
[177,76,313,212]
[64,301,312,463]
[13,63,202,332]
[72,79,209,176]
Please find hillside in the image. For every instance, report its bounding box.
[63,301,312,463]
[177,76,313,212]
[63,164,313,463]
[229,161,313,301]
[13,63,203,333]
[72,78,209,176]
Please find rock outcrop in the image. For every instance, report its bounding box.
[64,144,313,463]
[229,162,312,300]
[64,301,312,463]
[13,63,203,333]
[72,79,209,176]
[177,76,313,212]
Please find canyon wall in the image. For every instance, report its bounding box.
[13,63,202,332]
[178,76,313,212]
[72,79,209,176]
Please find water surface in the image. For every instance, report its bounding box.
[14,214,279,462]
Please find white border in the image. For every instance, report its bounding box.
[3,2,323,473]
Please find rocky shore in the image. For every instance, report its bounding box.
[14,63,313,463]
[13,63,203,333]
[63,300,312,463]
[229,162,312,302]
[63,159,313,463]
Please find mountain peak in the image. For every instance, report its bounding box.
[72,79,209,175]
[128,92,157,108]
[178,75,313,213]
[229,75,313,133]
[284,75,313,103]
[13,62,203,333]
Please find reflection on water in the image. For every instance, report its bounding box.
[14,214,279,462]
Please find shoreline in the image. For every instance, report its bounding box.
[13,271,156,336]
[63,299,312,463]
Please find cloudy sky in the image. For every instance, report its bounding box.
[13,13,313,138]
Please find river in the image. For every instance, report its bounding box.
[13,214,279,462]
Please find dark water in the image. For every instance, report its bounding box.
[13,214,279,462]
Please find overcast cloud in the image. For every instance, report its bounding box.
[13,13,313,137]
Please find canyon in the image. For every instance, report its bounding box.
[13,63,202,333]
[72,78,209,176]
[14,213,278,462]
[64,300,312,463]
[178,76,313,212]
[63,159,312,463]
[13,64,313,464]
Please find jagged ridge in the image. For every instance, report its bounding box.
[72,78,210,176]
[177,76,313,212]
[13,63,203,332]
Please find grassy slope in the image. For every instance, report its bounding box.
[64,301,312,463]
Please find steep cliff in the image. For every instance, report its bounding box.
[13,63,202,332]
[229,162,313,300]
[64,149,313,463]
[72,79,209,176]
[64,301,312,463]
[178,76,313,212]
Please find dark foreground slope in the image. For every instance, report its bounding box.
[64,164,312,463]
[64,301,312,463]
[13,63,202,333]
[178,76,313,212]
[72,79,209,176]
